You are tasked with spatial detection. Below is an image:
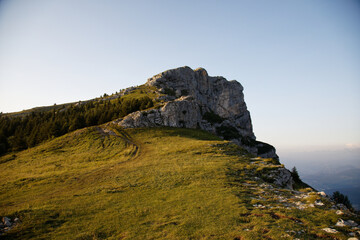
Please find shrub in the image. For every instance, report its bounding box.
[290,166,312,190]
[255,142,274,155]
[332,191,353,210]
[216,126,240,140]
[291,167,301,182]
[203,111,224,124]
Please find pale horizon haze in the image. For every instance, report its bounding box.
[1,0,359,153]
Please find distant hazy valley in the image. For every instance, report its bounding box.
[280,148,360,209]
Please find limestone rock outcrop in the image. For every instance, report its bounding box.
[115,66,278,159]
[264,168,294,189]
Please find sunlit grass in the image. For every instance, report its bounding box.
[0,126,357,239]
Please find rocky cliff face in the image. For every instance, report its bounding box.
[116,66,278,159]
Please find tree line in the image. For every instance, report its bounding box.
[0,96,153,155]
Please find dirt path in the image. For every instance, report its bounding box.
[73,125,142,186]
[96,125,140,161]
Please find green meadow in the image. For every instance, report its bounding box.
[0,126,357,239]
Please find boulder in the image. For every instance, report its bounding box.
[347,220,358,227]
[322,228,338,233]
[315,200,324,206]
[336,219,347,227]
[2,217,11,227]
[336,219,358,227]
[336,210,344,215]
[322,227,338,233]
[317,191,327,197]
[261,167,294,189]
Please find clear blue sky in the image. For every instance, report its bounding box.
[0,0,359,151]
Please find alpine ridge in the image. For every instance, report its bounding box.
[116,66,277,159]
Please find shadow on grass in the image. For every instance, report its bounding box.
[2,209,66,239]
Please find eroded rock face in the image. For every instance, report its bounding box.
[147,67,251,121]
[116,66,278,158]
[119,96,201,129]
[267,168,294,189]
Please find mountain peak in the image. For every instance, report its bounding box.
[116,66,277,160]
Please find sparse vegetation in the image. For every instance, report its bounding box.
[291,166,312,190]
[255,141,274,155]
[202,111,224,124]
[332,191,353,211]
[291,166,301,182]
[216,125,240,140]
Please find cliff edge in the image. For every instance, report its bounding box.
[115,66,278,159]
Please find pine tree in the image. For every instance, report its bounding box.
[291,166,301,182]
[332,191,353,210]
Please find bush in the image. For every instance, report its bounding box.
[332,191,353,210]
[256,142,274,155]
[291,167,301,182]
[203,111,224,124]
[216,126,240,140]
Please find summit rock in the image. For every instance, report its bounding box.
[116,66,277,159]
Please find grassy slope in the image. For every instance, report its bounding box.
[0,126,356,239]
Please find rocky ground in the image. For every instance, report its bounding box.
[222,148,360,240]
[0,216,20,235]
